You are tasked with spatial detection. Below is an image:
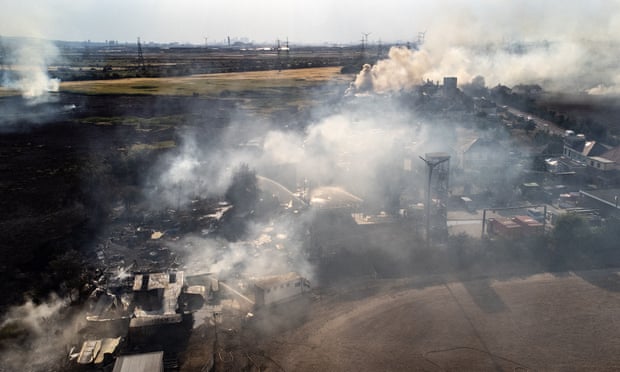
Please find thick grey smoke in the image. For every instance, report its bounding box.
[1,38,60,100]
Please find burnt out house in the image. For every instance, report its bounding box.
[75,270,210,369]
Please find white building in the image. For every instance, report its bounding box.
[253,272,310,307]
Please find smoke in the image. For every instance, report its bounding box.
[148,95,462,284]
[1,38,60,101]
[354,48,433,93]
[351,42,620,96]
[350,7,620,97]
[173,212,315,281]
[0,295,84,372]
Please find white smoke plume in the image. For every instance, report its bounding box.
[351,41,620,96]
[2,38,60,101]
[0,295,84,372]
[172,213,315,282]
[354,48,433,93]
[148,98,459,283]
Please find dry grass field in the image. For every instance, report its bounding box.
[258,269,620,371]
[60,67,349,96]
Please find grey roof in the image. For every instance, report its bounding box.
[254,272,303,289]
[580,189,620,208]
[112,351,164,372]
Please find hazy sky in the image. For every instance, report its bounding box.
[1,0,620,45]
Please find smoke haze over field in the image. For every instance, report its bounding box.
[1,38,60,100]
[147,95,493,283]
[0,295,83,371]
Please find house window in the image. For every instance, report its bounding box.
[590,160,594,166]
[597,163,601,168]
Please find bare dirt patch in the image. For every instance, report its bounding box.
[256,270,620,371]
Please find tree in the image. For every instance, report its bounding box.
[552,214,593,268]
[48,249,85,302]
[225,164,259,215]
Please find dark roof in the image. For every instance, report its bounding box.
[583,141,609,157]
[580,189,620,209]
[564,136,586,151]
[601,146,620,163]
[565,137,610,157]
[112,351,163,372]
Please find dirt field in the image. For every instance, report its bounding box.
[257,269,620,371]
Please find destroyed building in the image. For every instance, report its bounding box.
[73,270,211,369]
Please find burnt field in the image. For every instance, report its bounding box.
[0,91,281,311]
[0,63,354,311]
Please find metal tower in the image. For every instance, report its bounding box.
[137,37,146,71]
[420,152,450,245]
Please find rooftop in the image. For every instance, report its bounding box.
[254,272,303,289]
[580,189,620,209]
[112,351,164,372]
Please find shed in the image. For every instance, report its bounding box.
[253,272,310,307]
[512,215,544,234]
[112,351,164,372]
[487,217,522,238]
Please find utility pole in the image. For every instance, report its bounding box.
[361,32,371,57]
[418,31,426,46]
[136,37,146,72]
[277,39,281,71]
[420,155,449,247]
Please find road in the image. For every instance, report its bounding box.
[504,105,566,136]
